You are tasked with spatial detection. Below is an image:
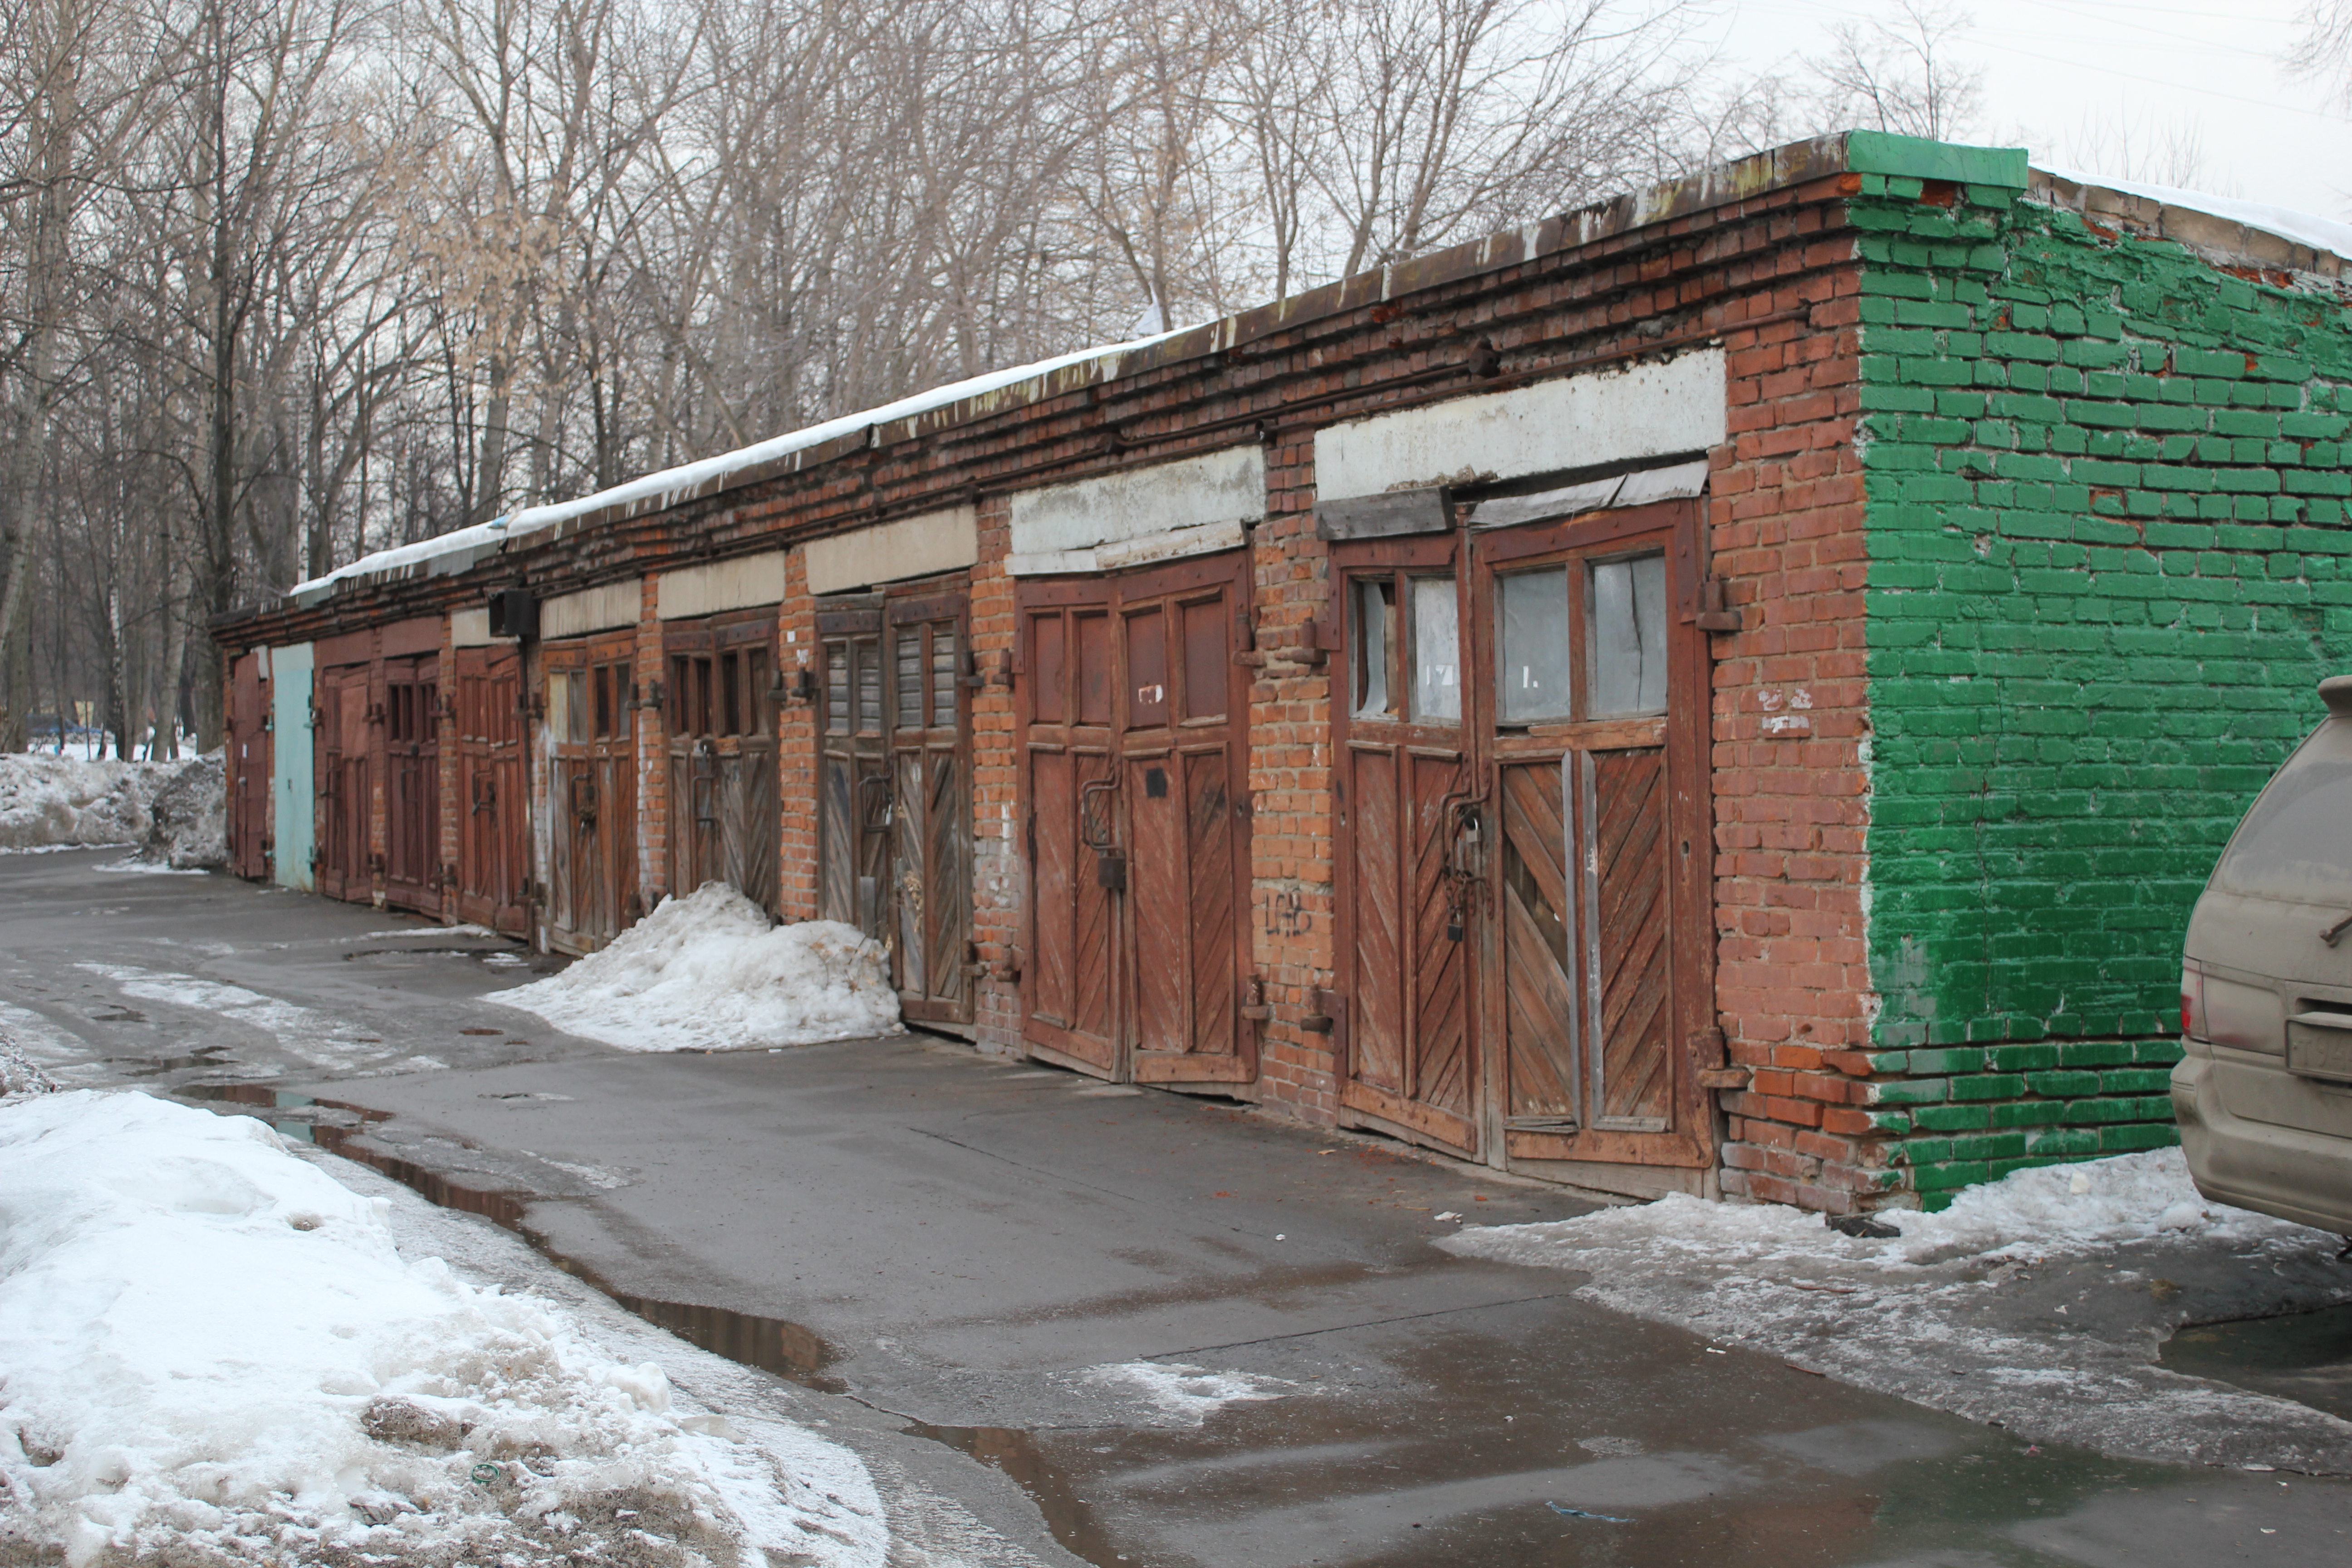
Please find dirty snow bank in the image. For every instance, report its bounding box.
[133,751,226,869]
[497,883,899,1051]
[0,1090,884,1567]
[1442,1151,2352,1471]
[0,755,197,853]
[1449,1149,2296,1276]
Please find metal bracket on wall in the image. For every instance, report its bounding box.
[1695,578,1744,633]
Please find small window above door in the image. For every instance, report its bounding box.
[1350,571,1459,726]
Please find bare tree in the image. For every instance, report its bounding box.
[1809,0,1982,143]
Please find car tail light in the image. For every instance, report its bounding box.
[2182,960,2207,1041]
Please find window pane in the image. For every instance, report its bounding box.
[1497,568,1573,723]
[824,643,850,734]
[1589,554,1668,716]
[1411,577,1460,722]
[1353,578,1393,720]
[567,668,589,742]
[857,643,882,732]
[931,626,958,729]
[896,630,923,730]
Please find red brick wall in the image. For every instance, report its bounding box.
[775,549,820,922]
[970,497,1023,1054]
[1705,241,1878,1212]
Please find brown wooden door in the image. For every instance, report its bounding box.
[1476,504,1714,1172]
[544,634,639,953]
[382,655,441,913]
[455,647,528,935]
[1329,532,1480,1153]
[817,600,891,938]
[817,586,977,1028]
[664,612,780,915]
[1018,553,1254,1084]
[884,587,973,1027]
[1331,498,1714,1174]
[228,652,271,879]
[316,664,372,903]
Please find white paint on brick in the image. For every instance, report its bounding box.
[540,580,640,639]
[656,550,787,619]
[1009,446,1264,558]
[1006,518,1246,578]
[1315,348,1728,498]
[449,607,500,647]
[803,506,977,596]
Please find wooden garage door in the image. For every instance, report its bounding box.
[1018,552,1254,1085]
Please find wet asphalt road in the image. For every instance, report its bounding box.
[5,848,2350,1568]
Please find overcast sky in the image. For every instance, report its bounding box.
[1707,0,2352,217]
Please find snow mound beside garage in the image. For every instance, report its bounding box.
[1444,1149,2303,1274]
[498,882,900,1051]
[0,1090,884,1567]
[0,755,191,853]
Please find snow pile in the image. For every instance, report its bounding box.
[1441,1151,2352,1471]
[0,1037,54,1103]
[497,883,899,1051]
[0,1091,879,1567]
[1447,1149,2296,1276]
[134,751,225,869]
[0,755,192,853]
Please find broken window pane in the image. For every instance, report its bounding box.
[1411,577,1460,722]
[1589,554,1667,716]
[1497,568,1573,723]
[1353,577,1395,720]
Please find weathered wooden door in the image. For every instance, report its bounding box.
[1331,498,1714,1175]
[664,612,780,915]
[1329,532,1480,1153]
[382,654,441,913]
[455,647,528,935]
[228,652,271,879]
[1018,554,1254,1084]
[817,585,976,1028]
[315,664,372,902]
[817,599,891,937]
[544,633,639,954]
[883,587,973,1027]
[1476,503,1714,1173]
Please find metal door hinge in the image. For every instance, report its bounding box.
[1695,578,1743,633]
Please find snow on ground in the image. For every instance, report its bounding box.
[496,884,899,1052]
[1442,1152,2352,1471]
[0,755,201,853]
[1452,1151,2295,1277]
[0,1089,886,1567]
[1077,1363,1294,1427]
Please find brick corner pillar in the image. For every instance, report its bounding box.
[967,496,1024,1058]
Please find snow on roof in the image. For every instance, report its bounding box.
[2034,163,2352,264]
[291,325,1181,598]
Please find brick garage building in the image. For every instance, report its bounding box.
[214,132,2352,1212]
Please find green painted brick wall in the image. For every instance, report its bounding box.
[1849,165,2352,1205]
[1857,184,2352,1048]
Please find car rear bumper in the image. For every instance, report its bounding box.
[2173,1054,2352,1235]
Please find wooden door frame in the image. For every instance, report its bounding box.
[381,652,441,914]
[540,630,640,955]
[453,645,529,936]
[1465,498,1716,1173]
[1326,529,1481,1155]
[662,605,781,915]
[882,576,976,1029]
[1014,549,1256,1085]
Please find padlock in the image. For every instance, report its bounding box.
[1095,850,1127,891]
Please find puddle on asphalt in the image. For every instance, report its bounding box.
[2162,1305,2352,1422]
[183,1088,842,1392]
